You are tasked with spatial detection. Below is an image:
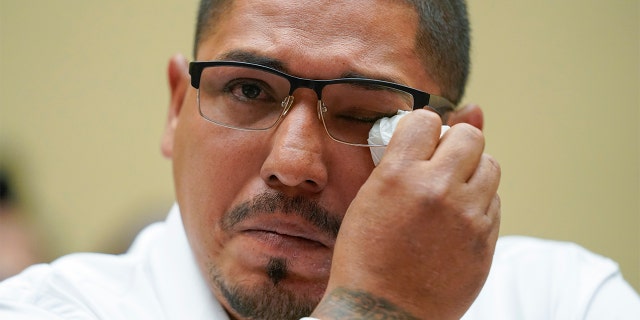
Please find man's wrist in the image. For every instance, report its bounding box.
[309,287,419,320]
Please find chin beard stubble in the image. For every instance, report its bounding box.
[211,191,341,320]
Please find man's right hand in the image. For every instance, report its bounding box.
[312,109,501,319]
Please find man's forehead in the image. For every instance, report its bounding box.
[199,0,420,54]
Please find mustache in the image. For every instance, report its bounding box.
[221,191,341,239]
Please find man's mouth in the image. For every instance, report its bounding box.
[221,191,342,249]
[236,215,336,250]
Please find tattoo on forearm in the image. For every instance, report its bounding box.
[314,287,420,320]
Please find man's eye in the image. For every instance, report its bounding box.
[240,84,261,99]
[225,79,275,103]
[337,113,389,124]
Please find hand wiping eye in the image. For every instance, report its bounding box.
[368,110,449,166]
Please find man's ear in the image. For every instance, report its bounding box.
[446,103,484,131]
[161,54,190,158]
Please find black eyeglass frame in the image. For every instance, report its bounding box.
[188,61,458,119]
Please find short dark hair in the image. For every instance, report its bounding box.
[193,0,470,104]
[193,0,231,58]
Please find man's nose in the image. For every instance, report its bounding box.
[260,92,329,194]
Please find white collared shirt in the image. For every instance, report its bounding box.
[1,204,639,319]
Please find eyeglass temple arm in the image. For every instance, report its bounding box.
[189,63,203,88]
[424,95,457,121]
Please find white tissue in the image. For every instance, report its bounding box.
[368,110,449,166]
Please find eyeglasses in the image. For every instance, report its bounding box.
[189,61,457,147]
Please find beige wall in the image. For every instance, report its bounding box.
[1,1,638,291]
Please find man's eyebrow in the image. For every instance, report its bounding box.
[216,50,407,85]
[341,71,407,86]
[217,50,287,72]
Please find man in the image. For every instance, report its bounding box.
[1,0,638,319]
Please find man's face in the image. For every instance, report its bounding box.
[166,0,443,318]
